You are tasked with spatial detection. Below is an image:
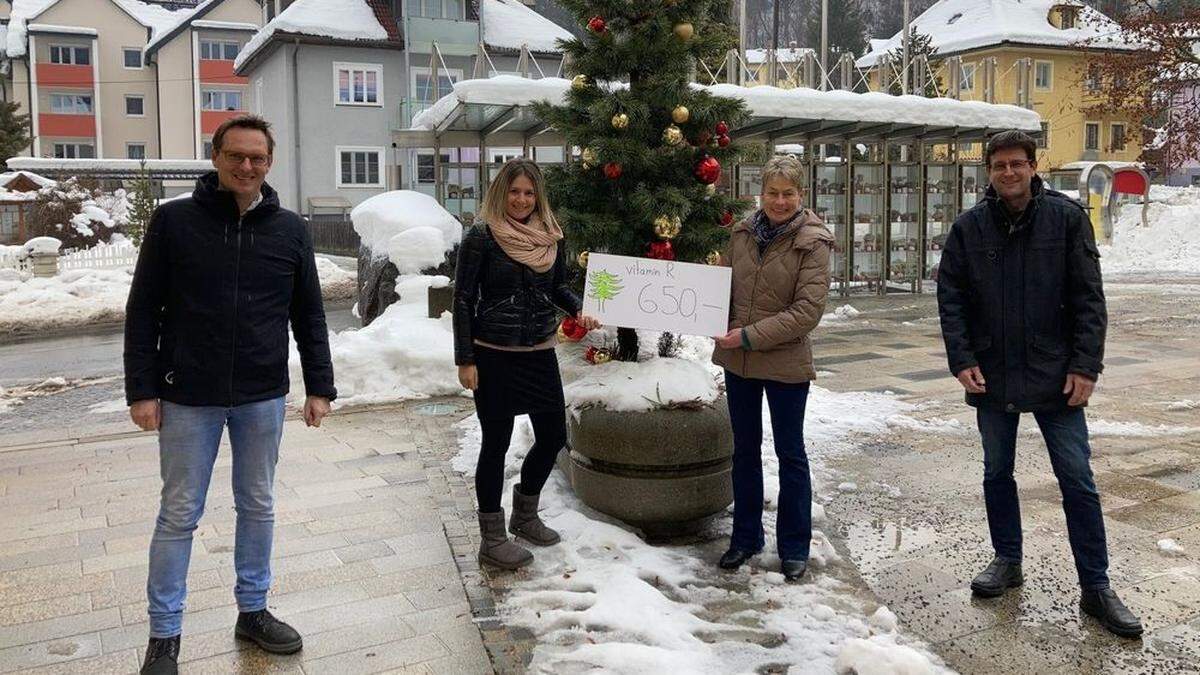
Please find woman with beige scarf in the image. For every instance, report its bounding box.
[452,158,600,569]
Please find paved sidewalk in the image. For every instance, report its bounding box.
[0,400,495,674]
[813,280,1200,673]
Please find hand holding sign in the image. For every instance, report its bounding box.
[583,253,731,336]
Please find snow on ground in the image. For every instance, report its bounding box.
[1101,187,1200,276]
[0,252,355,334]
[1158,539,1187,557]
[351,191,462,274]
[0,376,120,415]
[451,385,947,674]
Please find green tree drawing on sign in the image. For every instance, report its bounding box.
[588,270,624,312]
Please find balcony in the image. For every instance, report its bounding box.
[201,110,245,134]
[405,16,479,56]
[39,113,95,137]
[36,63,92,88]
[199,59,248,85]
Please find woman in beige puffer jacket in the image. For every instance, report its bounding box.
[712,155,834,582]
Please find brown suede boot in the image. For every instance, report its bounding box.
[508,484,560,546]
[478,510,533,569]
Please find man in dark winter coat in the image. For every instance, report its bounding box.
[124,115,337,674]
[937,130,1141,639]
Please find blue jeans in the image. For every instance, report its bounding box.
[977,407,1110,589]
[725,371,812,561]
[147,397,286,638]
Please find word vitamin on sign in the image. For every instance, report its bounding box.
[583,253,732,337]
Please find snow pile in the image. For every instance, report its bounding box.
[351,191,462,274]
[822,304,861,323]
[451,384,946,673]
[1086,419,1200,437]
[289,275,460,406]
[235,0,388,70]
[857,0,1132,68]
[0,268,133,334]
[23,236,61,255]
[559,348,720,411]
[1100,187,1200,276]
[481,0,571,53]
[1166,400,1199,412]
[314,255,356,301]
[1157,539,1187,557]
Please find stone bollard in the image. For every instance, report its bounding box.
[557,396,734,539]
[28,252,59,278]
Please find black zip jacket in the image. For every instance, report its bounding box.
[453,223,581,366]
[937,175,1106,413]
[124,172,337,407]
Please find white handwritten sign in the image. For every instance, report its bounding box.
[583,253,732,336]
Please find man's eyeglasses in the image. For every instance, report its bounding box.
[989,159,1033,172]
[220,151,270,168]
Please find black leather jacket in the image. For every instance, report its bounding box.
[452,224,581,366]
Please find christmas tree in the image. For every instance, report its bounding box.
[536,0,751,361]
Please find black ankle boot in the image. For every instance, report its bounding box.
[235,609,303,654]
[781,559,808,582]
[140,635,179,675]
[718,548,759,570]
[1081,588,1143,638]
[970,556,1024,597]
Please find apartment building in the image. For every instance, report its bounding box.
[3,0,263,160]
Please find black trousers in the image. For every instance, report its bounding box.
[475,411,566,513]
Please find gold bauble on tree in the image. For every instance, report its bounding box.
[571,74,589,90]
[577,250,590,268]
[706,250,722,266]
[671,105,690,124]
[653,214,682,239]
[611,112,629,130]
[662,124,684,146]
[581,147,597,168]
[673,22,694,41]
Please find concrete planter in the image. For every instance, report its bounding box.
[427,282,455,319]
[558,396,733,537]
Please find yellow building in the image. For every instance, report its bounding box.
[856,0,1140,170]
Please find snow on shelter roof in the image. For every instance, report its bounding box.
[481,0,571,53]
[234,0,392,72]
[403,75,1041,147]
[856,0,1132,68]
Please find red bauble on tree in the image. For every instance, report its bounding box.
[647,240,675,260]
[717,134,731,148]
[694,155,721,184]
[587,15,607,34]
[715,120,729,135]
[720,210,734,226]
[559,316,589,341]
[603,162,623,180]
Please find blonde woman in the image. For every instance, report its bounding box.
[712,155,834,581]
[453,158,600,569]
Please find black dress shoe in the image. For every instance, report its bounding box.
[718,548,759,570]
[235,609,303,654]
[970,556,1024,597]
[1081,588,1144,639]
[140,635,179,675]
[782,559,807,582]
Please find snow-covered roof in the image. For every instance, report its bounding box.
[480,0,571,54]
[746,47,814,64]
[234,0,393,72]
[27,23,97,35]
[5,0,204,58]
[856,0,1132,68]
[410,75,1041,136]
[111,0,196,43]
[0,170,55,190]
[6,157,213,172]
[190,19,257,31]
[142,0,225,56]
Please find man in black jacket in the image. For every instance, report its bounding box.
[124,116,336,674]
[937,130,1141,639]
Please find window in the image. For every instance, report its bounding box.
[960,63,976,92]
[49,93,93,114]
[337,147,383,187]
[416,151,451,184]
[127,143,146,160]
[1060,7,1078,29]
[1110,123,1126,151]
[125,95,145,117]
[1037,122,1050,149]
[202,90,243,111]
[199,40,240,61]
[412,68,460,104]
[49,45,90,65]
[1085,122,1100,151]
[1035,61,1052,90]
[123,48,142,69]
[408,0,466,20]
[53,143,95,158]
[334,63,383,105]
[1085,64,1101,92]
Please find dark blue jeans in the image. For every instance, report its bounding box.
[725,371,812,561]
[977,407,1110,590]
